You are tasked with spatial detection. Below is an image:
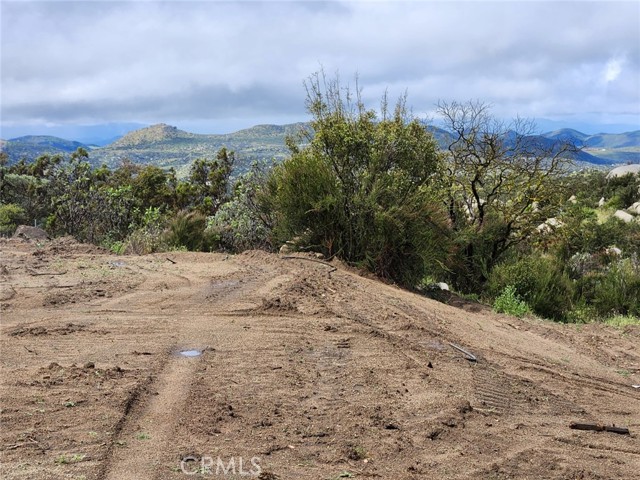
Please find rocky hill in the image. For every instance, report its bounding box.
[110,123,198,147]
[85,123,311,175]
[3,123,639,173]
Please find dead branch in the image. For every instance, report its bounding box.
[27,268,67,276]
[569,422,630,435]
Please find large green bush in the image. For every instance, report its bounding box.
[207,164,274,252]
[493,285,530,317]
[265,73,449,286]
[0,203,27,236]
[581,257,640,318]
[488,254,574,321]
[163,210,211,252]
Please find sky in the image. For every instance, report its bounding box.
[1,0,639,142]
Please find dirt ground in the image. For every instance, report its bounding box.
[1,237,639,480]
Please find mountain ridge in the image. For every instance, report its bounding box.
[3,123,639,172]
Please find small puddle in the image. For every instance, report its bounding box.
[179,349,202,357]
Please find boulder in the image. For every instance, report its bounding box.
[12,225,50,241]
[607,164,640,179]
[279,244,293,254]
[605,246,622,256]
[536,217,564,234]
[614,210,634,223]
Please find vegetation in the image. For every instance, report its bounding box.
[493,285,530,317]
[265,73,449,285]
[437,100,574,291]
[1,73,638,326]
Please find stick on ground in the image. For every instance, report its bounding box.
[448,342,477,362]
[569,422,630,435]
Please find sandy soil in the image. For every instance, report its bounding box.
[1,237,639,479]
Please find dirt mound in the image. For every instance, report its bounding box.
[1,245,638,480]
[44,235,109,255]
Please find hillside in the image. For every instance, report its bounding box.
[4,124,639,172]
[1,135,89,163]
[1,239,638,479]
[542,129,640,163]
[86,123,311,175]
[89,123,636,171]
[110,123,198,147]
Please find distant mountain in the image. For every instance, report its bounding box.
[3,123,638,172]
[111,123,198,147]
[526,133,611,165]
[8,135,86,150]
[1,135,89,163]
[424,125,455,148]
[541,129,640,163]
[435,127,614,165]
[541,128,591,144]
[583,131,640,149]
[85,123,311,175]
[542,129,640,148]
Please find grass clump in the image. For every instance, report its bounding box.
[493,285,530,317]
[602,315,640,328]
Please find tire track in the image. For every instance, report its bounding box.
[99,264,277,479]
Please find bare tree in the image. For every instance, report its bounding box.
[437,100,574,290]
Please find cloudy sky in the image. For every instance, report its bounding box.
[1,0,639,141]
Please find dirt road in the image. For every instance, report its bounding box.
[1,237,639,479]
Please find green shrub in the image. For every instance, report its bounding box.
[123,207,167,254]
[602,315,640,327]
[488,254,574,321]
[493,285,530,317]
[207,165,273,252]
[590,257,640,317]
[605,173,640,209]
[565,303,598,324]
[265,73,449,287]
[163,210,208,251]
[0,203,27,236]
[102,239,125,254]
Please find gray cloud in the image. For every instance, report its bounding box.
[1,0,639,134]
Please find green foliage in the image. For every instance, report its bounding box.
[564,302,598,324]
[437,101,573,292]
[122,207,167,255]
[46,153,138,244]
[586,257,640,317]
[131,165,176,212]
[265,72,449,286]
[488,254,574,321]
[605,173,640,209]
[207,163,273,252]
[602,314,640,327]
[163,210,211,252]
[493,285,530,317]
[179,148,234,215]
[0,203,27,236]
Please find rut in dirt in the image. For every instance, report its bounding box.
[99,267,279,480]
